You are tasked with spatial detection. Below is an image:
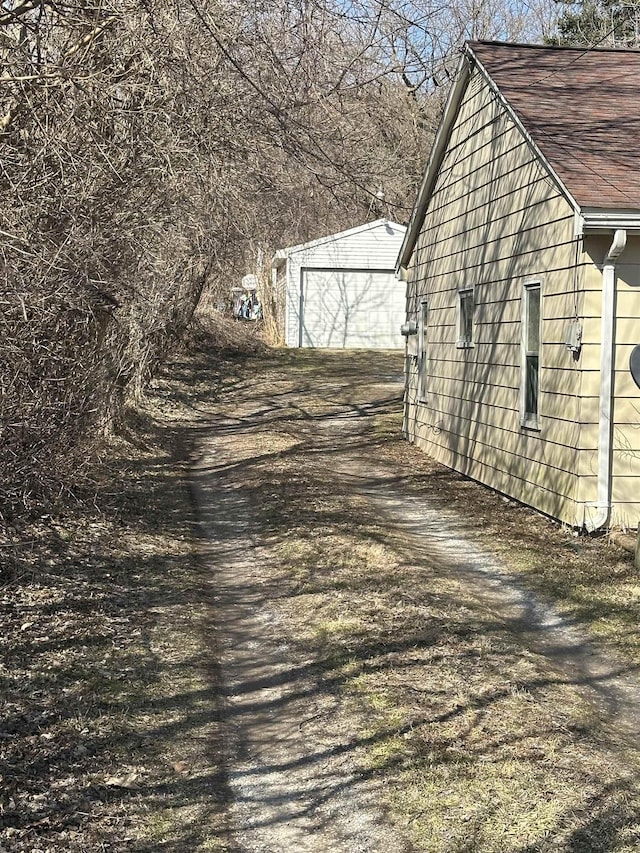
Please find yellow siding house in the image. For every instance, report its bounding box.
[398,41,640,530]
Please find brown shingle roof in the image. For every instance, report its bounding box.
[468,41,640,210]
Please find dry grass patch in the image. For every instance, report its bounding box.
[223,348,640,853]
[268,518,640,852]
[0,355,234,851]
[7,342,640,852]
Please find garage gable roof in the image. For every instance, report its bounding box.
[398,40,640,271]
[273,219,406,269]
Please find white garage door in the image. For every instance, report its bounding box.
[300,268,404,349]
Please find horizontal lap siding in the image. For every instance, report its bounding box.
[410,403,579,518]
[405,69,585,526]
[274,267,287,344]
[578,238,640,527]
[612,267,640,525]
[412,378,596,449]
[285,262,300,347]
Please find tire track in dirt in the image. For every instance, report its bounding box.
[190,354,640,851]
[191,423,413,853]
[316,371,640,746]
[334,452,640,744]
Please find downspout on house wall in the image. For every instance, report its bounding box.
[585,229,627,532]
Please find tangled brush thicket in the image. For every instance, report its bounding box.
[0,0,219,516]
[1,0,460,517]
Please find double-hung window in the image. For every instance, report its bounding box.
[521,281,541,429]
[457,287,474,348]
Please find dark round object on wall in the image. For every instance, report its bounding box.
[630,345,640,390]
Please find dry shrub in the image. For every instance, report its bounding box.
[2,0,543,519]
[0,0,215,516]
[255,266,285,348]
[186,299,269,358]
[0,289,105,515]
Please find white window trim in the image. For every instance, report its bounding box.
[456,286,475,349]
[418,299,428,402]
[520,280,542,431]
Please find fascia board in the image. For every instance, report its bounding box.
[396,53,471,274]
[579,208,640,233]
[469,47,581,219]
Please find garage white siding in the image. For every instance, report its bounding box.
[273,220,407,349]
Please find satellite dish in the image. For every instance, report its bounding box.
[630,345,640,389]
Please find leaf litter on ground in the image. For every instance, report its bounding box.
[2,329,640,852]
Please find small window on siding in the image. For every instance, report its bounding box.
[418,300,429,402]
[521,282,541,429]
[457,288,474,348]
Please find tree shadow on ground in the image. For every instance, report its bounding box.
[183,347,640,852]
[4,345,640,852]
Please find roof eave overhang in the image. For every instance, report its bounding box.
[577,208,640,235]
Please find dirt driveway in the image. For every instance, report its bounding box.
[188,347,640,852]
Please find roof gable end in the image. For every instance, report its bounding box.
[399,40,640,270]
[274,219,406,268]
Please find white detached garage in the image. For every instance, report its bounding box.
[272,219,407,349]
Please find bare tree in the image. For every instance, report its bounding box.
[0,0,558,515]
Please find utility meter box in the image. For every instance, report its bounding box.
[401,317,419,357]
